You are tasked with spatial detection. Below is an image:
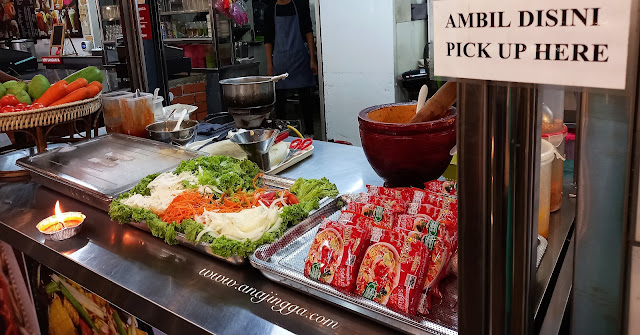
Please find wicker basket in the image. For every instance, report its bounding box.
[0,93,102,132]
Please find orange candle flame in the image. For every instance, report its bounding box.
[54,200,64,224]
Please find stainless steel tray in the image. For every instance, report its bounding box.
[250,195,459,335]
[16,134,205,212]
[126,174,315,265]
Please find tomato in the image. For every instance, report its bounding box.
[30,103,44,110]
[0,95,18,107]
[261,192,275,201]
[287,193,299,204]
[13,105,25,112]
[16,103,27,109]
[1,106,15,113]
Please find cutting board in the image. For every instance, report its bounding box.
[185,139,313,174]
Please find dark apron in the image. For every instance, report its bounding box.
[272,1,316,90]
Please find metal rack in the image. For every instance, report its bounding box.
[159,0,235,69]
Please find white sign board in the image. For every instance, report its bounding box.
[432,0,632,89]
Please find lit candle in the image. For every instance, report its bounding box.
[36,201,86,234]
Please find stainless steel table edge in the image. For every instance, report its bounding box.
[0,218,213,335]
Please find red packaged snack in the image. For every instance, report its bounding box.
[406,203,444,217]
[415,220,453,315]
[355,229,429,315]
[423,180,457,196]
[328,222,371,292]
[346,201,404,229]
[412,190,458,213]
[366,185,416,203]
[304,221,344,284]
[337,211,375,231]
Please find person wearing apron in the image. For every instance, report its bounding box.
[264,0,317,135]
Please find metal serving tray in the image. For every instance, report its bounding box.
[126,174,316,265]
[16,134,205,212]
[250,195,459,335]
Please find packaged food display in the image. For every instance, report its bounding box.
[304,219,370,290]
[355,229,429,315]
[411,189,458,213]
[337,211,375,231]
[304,222,344,284]
[423,180,457,196]
[346,194,406,229]
[366,185,416,203]
[415,220,454,315]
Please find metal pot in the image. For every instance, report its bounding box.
[219,74,288,108]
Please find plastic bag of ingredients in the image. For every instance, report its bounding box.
[366,185,417,203]
[305,220,370,289]
[345,194,407,229]
[423,180,458,196]
[411,189,458,214]
[355,228,429,315]
[321,220,371,292]
[416,219,454,315]
[337,211,375,231]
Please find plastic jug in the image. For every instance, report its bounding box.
[102,91,133,134]
[120,92,154,138]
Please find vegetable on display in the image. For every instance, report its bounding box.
[109,155,339,257]
[0,66,103,114]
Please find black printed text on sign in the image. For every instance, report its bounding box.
[432,0,632,89]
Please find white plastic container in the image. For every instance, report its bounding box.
[538,139,555,239]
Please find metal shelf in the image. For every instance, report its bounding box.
[160,9,209,15]
[533,181,576,323]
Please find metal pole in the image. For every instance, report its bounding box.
[118,0,147,91]
[458,81,538,334]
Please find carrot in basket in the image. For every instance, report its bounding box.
[37,80,68,107]
[86,82,102,98]
[87,81,103,97]
[66,78,88,92]
[49,87,90,106]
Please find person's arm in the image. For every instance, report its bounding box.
[0,70,18,83]
[305,32,317,75]
[265,43,274,76]
[264,5,275,76]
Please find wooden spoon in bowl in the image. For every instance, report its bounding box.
[409,81,457,123]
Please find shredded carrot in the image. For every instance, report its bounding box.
[161,172,294,224]
[161,190,256,224]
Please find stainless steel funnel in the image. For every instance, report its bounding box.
[229,129,279,170]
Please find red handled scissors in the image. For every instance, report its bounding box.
[290,138,313,151]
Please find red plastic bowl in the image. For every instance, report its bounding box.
[358,103,457,187]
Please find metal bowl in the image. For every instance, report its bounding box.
[219,76,276,108]
[146,120,199,146]
[227,104,274,129]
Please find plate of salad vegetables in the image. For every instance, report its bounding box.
[109,155,339,261]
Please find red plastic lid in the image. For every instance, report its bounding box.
[542,124,568,138]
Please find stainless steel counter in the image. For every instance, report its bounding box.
[0,140,395,335]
